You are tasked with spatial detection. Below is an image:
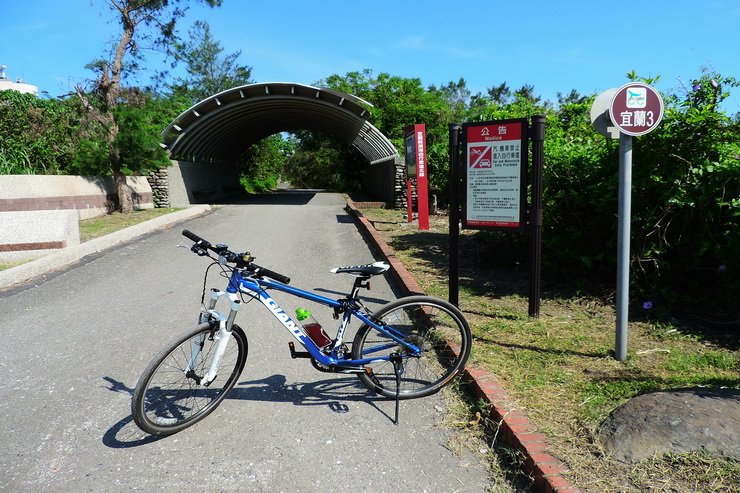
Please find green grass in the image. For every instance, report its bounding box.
[79,208,180,242]
[359,207,739,493]
[0,260,31,272]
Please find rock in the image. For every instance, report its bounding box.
[599,387,740,462]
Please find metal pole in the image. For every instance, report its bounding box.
[615,133,632,361]
[528,115,545,318]
[448,124,461,307]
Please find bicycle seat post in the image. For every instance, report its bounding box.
[349,276,371,300]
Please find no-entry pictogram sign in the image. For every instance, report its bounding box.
[469,145,492,168]
[609,82,664,136]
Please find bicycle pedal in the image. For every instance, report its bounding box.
[288,341,311,359]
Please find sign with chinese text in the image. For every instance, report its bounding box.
[609,82,664,136]
[404,133,416,177]
[462,118,528,230]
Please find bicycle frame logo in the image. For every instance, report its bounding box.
[265,296,303,336]
[238,283,307,342]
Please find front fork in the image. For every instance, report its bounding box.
[187,288,241,386]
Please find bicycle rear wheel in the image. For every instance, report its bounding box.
[352,296,471,399]
[132,323,248,436]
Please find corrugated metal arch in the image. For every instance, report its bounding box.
[161,82,399,165]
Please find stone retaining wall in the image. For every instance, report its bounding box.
[147,168,170,208]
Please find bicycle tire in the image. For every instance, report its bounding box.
[131,323,248,436]
[352,296,471,399]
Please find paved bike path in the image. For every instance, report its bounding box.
[0,193,493,492]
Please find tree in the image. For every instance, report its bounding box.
[239,135,294,193]
[283,131,366,191]
[317,70,451,194]
[170,20,253,103]
[429,77,470,121]
[76,0,221,213]
[487,82,511,105]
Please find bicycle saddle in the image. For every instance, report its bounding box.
[330,261,390,276]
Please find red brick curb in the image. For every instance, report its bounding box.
[346,201,582,493]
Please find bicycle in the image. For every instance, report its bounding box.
[131,230,472,436]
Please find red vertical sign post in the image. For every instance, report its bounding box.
[403,124,429,231]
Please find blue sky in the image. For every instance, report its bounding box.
[2,0,739,112]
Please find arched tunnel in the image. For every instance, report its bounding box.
[159,82,402,206]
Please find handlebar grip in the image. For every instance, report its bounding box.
[254,265,291,284]
[182,229,211,248]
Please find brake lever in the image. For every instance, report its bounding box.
[191,245,209,256]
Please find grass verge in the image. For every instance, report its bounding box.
[79,208,180,242]
[360,207,739,493]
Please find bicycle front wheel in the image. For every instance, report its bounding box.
[132,323,248,436]
[352,296,471,399]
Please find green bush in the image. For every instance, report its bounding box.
[0,90,79,174]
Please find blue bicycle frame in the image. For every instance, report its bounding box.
[216,268,421,369]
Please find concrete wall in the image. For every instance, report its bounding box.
[364,157,402,206]
[0,175,153,219]
[167,161,242,207]
[0,175,153,262]
[0,210,79,261]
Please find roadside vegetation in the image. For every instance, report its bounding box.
[361,208,738,492]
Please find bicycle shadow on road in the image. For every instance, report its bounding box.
[231,374,395,419]
[101,377,167,449]
[101,374,395,449]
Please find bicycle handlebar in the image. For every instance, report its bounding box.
[182,229,210,247]
[182,229,291,284]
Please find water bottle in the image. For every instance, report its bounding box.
[295,308,332,348]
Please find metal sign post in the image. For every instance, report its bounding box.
[448,124,462,307]
[528,115,546,318]
[605,82,664,361]
[615,133,633,360]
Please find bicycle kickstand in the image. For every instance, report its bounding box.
[390,353,404,425]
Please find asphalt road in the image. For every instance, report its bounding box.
[0,192,492,492]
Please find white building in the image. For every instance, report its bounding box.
[0,65,39,96]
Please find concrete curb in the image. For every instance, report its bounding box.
[0,205,212,290]
[346,201,583,493]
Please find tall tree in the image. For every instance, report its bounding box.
[170,20,253,103]
[76,0,221,213]
[430,77,471,121]
[487,82,511,105]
